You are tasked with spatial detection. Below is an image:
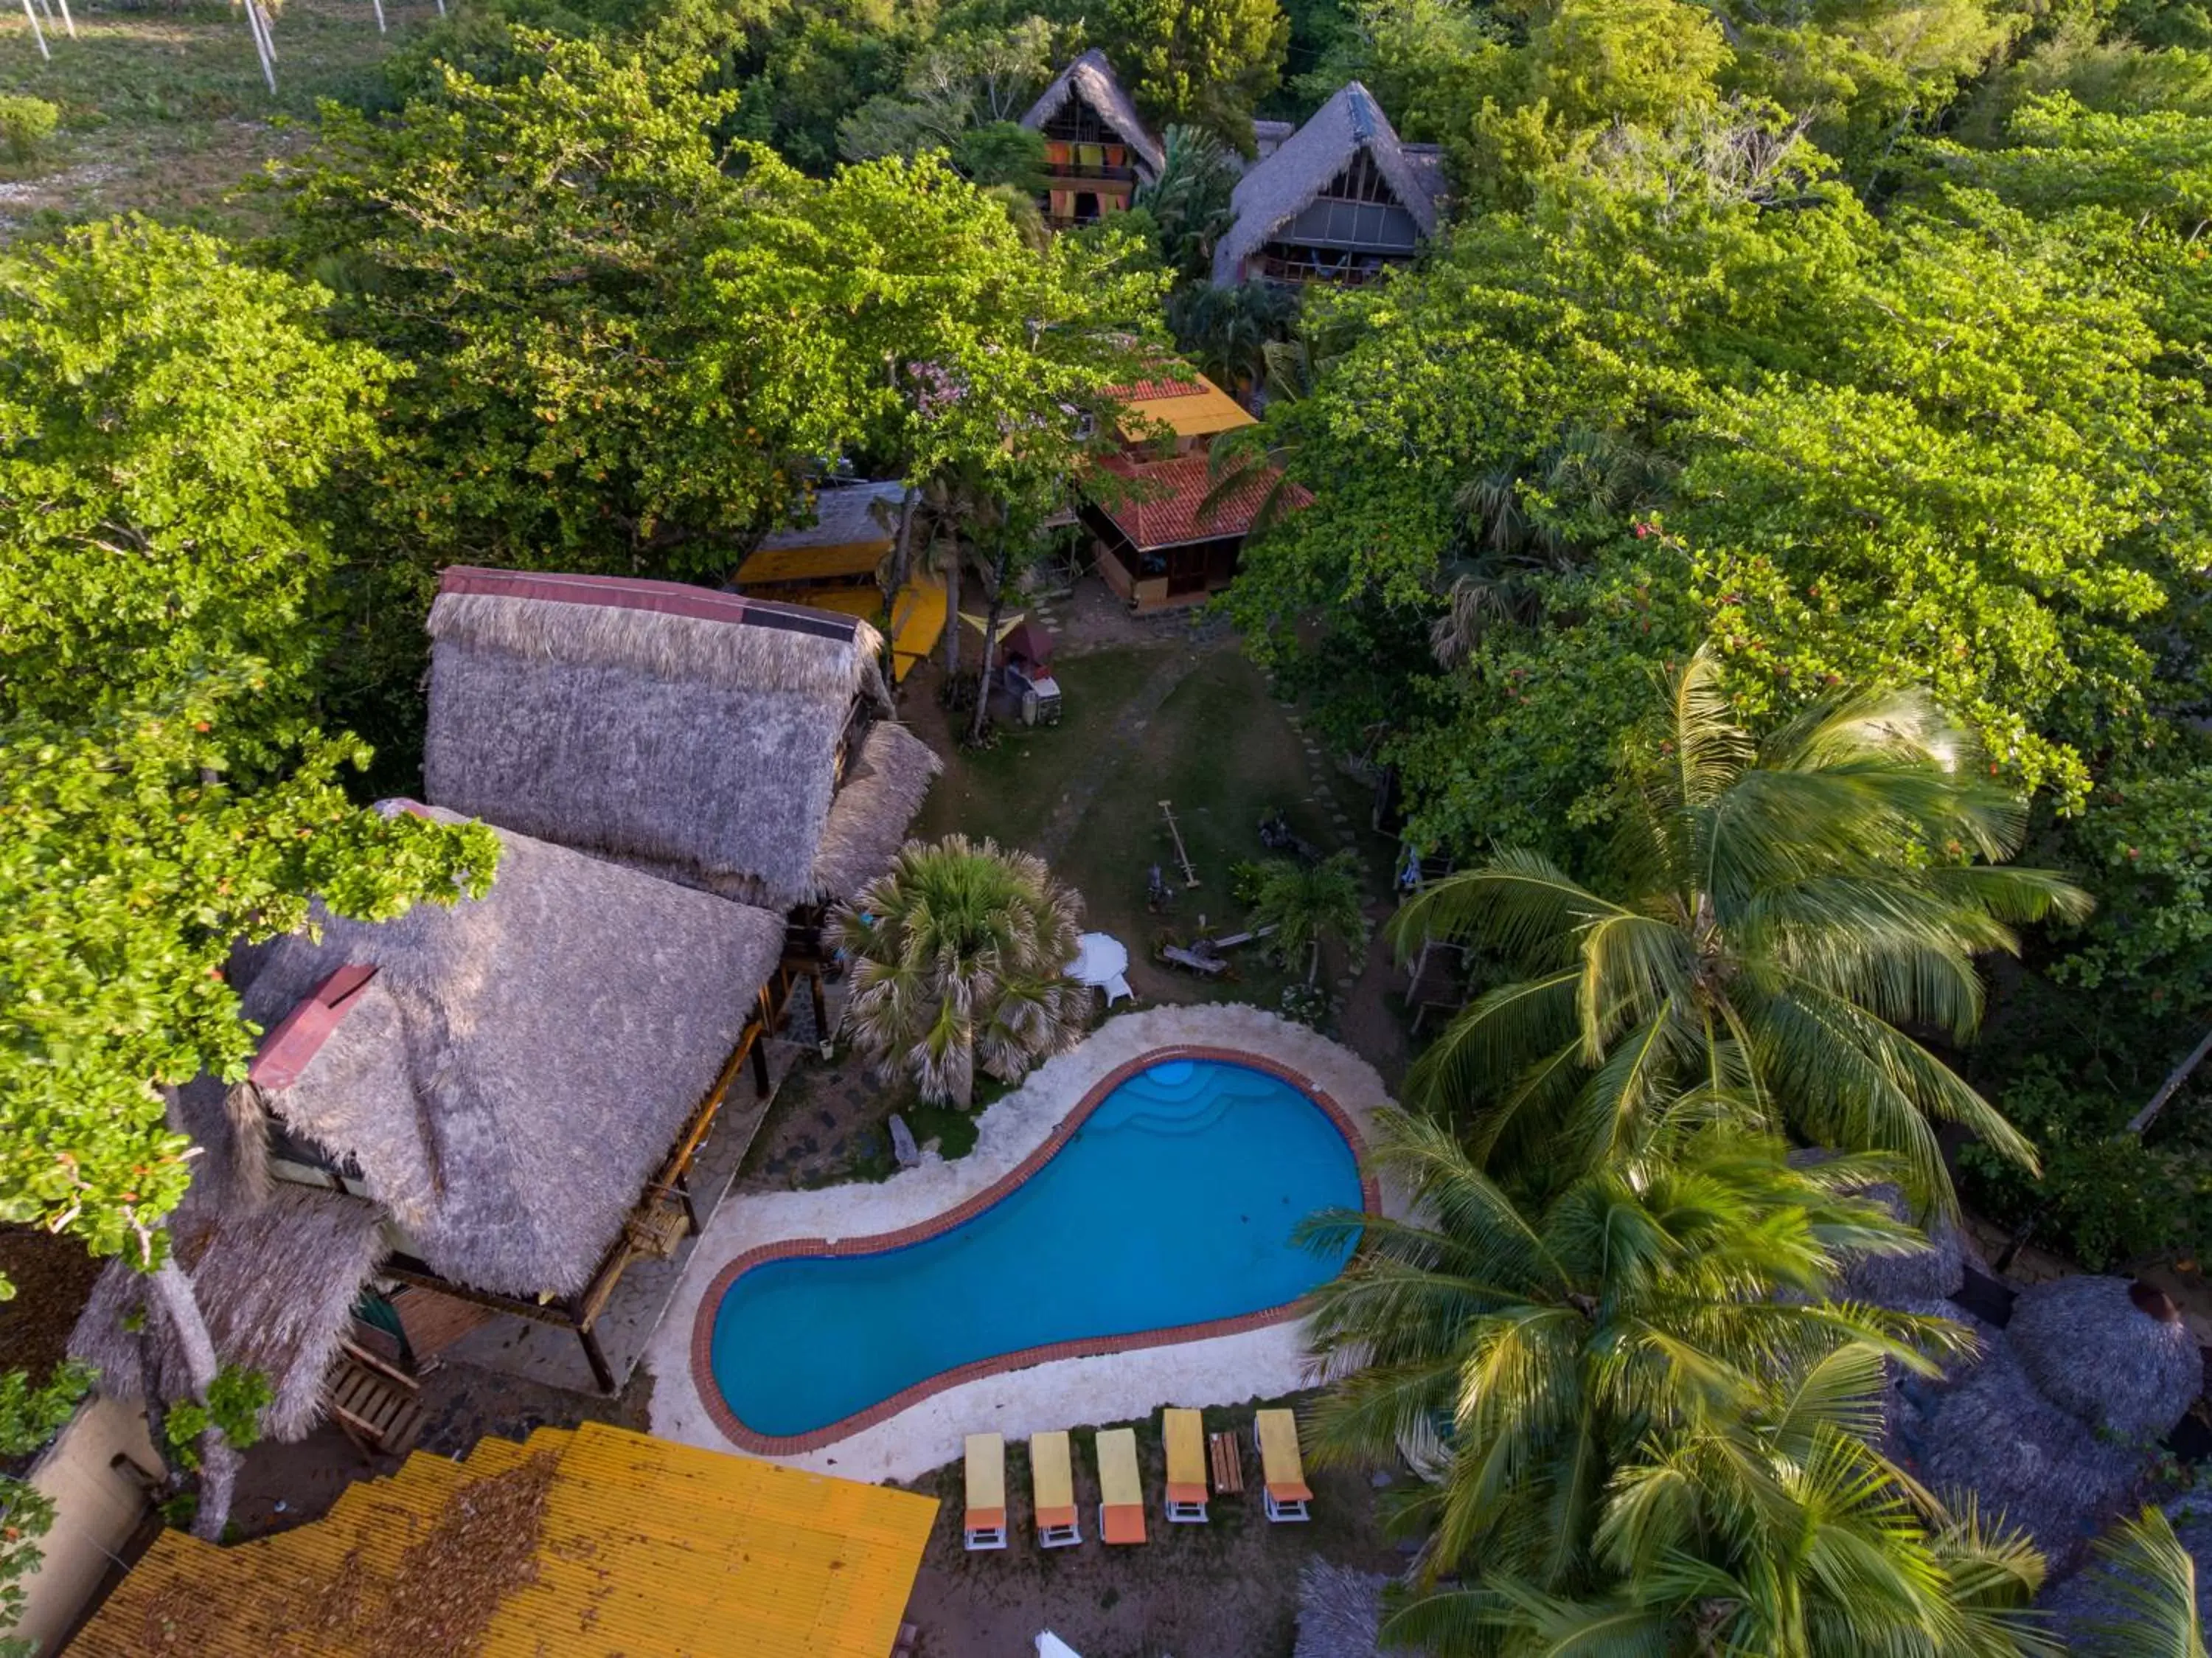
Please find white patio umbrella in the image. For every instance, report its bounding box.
[1065,932,1133,1006]
[1037,1635,1083,1658]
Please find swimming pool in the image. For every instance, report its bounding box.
[703,1055,1367,1446]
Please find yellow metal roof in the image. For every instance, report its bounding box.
[735,538,890,586]
[1113,371,1258,442]
[796,580,948,683]
[72,1422,937,1658]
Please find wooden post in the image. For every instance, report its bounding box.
[574,1319,616,1396]
[673,1168,700,1238]
[369,0,385,30]
[810,965,831,1060]
[749,985,773,1097]
[18,0,46,61]
[50,0,69,37]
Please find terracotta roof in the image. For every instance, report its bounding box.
[70,1422,939,1658]
[1103,375,1204,402]
[1093,454,1310,550]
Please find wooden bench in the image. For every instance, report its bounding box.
[1160,944,1228,978]
[324,1338,425,1463]
[1208,1430,1245,1496]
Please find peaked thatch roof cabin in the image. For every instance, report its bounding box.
[1214,81,1446,287]
[74,812,790,1414]
[424,566,939,914]
[1021,49,1164,225]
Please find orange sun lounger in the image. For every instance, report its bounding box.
[964,1432,1008,1550]
[1164,1409,1208,1523]
[1096,1427,1147,1545]
[1032,1429,1082,1547]
[1254,1409,1312,1522]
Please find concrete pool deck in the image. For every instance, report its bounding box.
[641,1002,1396,1484]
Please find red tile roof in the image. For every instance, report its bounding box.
[1092,454,1311,550]
[1102,375,1205,402]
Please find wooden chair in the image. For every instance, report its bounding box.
[323,1338,425,1463]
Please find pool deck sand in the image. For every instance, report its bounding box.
[643,1003,1396,1485]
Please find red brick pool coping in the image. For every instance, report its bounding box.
[689,1044,1378,1455]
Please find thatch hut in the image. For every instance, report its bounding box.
[2006,1274,2202,1442]
[1020,49,1163,225]
[422,568,939,1020]
[1212,82,1446,287]
[73,811,788,1411]
[1293,1560,1391,1658]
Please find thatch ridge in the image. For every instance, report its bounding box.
[1213,81,1443,285]
[70,1079,389,1442]
[2006,1274,2200,1441]
[812,722,943,902]
[225,811,784,1301]
[1020,49,1166,177]
[428,585,882,703]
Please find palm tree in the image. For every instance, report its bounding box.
[1301,1110,2050,1657]
[1250,851,1368,985]
[2068,1505,2208,1658]
[1134,124,1239,282]
[1392,646,2091,1205]
[832,835,1088,1107]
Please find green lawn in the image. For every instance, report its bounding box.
[0,0,421,233]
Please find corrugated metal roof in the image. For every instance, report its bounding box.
[1107,370,1258,442]
[72,1423,937,1658]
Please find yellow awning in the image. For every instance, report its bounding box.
[1115,371,1258,443]
[69,1422,938,1658]
[735,537,891,586]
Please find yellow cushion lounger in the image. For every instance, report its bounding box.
[1095,1427,1147,1545]
[1032,1429,1082,1547]
[1253,1409,1312,1522]
[964,1432,1008,1550]
[1163,1409,1208,1523]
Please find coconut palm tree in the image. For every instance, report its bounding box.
[832,834,1087,1107]
[1301,1109,2051,1657]
[1134,124,1239,282]
[1249,851,1368,985]
[1392,646,2091,1205]
[2067,1505,2208,1658]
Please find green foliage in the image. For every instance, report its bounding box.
[1247,851,1367,982]
[1135,123,1240,281]
[1393,648,2089,1206]
[0,95,57,164]
[1304,1111,2049,1654]
[161,1364,272,1470]
[1527,0,1730,131]
[0,219,390,725]
[832,835,1091,1106]
[0,675,499,1272]
[1107,0,1292,144]
[2069,1505,2210,1657]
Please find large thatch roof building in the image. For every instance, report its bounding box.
[74,813,790,1418]
[424,566,939,915]
[1213,81,1445,288]
[1020,49,1164,226]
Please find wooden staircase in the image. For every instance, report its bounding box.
[321,1337,426,1461]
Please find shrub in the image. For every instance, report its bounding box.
[0,96,58,164]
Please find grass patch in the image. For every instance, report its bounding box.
[0,0,425,234]
[911,642,1175,854]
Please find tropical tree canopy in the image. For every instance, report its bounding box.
[1301,1109,2051,1657]
[1250,851,1368,984]
[833,834,1089,1107]
[1391,648,2091,1204]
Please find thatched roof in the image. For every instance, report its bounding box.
[425,567,936,908]
[812,722,941,902]
[1020,49,1165,177]
[1214,82,1445,285]
[1917,1344,2152,1564]
[1293,1560,1391,1658]
[70,1081,388,1441]
[219,809,783,1301]
[2006,1274,2201,1442]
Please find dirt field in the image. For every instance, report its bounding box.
[898,1398,1405,1658]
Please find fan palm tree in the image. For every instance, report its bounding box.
[1392,646,2091,1205]
[1301,1109,2050,1657]
[832,834,1088,1107]
[1249,851,1368,985]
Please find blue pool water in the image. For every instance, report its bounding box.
[709,1058,1364,1438]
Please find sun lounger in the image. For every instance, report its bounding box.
[1031,1429,1082,1547]
[1095,1427,1147,1545]
[1163,1409,1208,1522]
[964,1432,1008,1550]
[1253,1409,1312,1522]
